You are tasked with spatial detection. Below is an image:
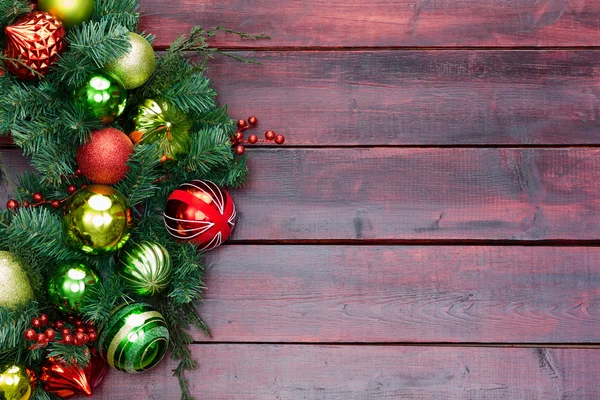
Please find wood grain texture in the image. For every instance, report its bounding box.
[97,345,600,399]
[196,245,600,343]
[205,50,600,146]
[3,147,600,241]
[139,0,600,48]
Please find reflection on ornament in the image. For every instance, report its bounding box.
[74,71,127,124]
[164,180,236,251]
[98,303,169,373]
[127,98,192,160]
[3,12,66,80]
[38,0,95,29]
[40,350,107,399]
[119,242,172,296]
[63,185,132,254]
[0,364,34,400]
[0,251,34,309]
[47,263,100,314]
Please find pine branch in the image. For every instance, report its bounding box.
[168,243,205,306]
[0,301,39,365]
[115,142,162,206]
[81,272,128,324]
[0,0,32,29]
[93,0,140,31]
[175,125,233,175]
[161,74,216,116]
[46,343,91,366]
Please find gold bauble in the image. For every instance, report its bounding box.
[104,33,155,89]
[0,251,34,309]
[0,364,33,400]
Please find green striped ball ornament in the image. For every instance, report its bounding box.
[98,303,169,373]
[119,241,172,296]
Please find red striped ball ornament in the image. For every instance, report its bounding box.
[164,180,236,251]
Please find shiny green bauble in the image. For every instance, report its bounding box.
[119,242,172,296]
[127,98,192,160]
[75,71,127,124]
[38,0,94,29]
[0,251,34,309]
[0,364,33,400]
[63,185,132,254]
[47,263,100,314]
[104,33,155,89]
[98,303,169,373]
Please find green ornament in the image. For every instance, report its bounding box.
[0,251,34,309]
[38,0,94,29]
[0,364,33,400]
[63,185,132,254]
[104,33,155,89]
[47,263,100,314]
[127,98,192,160]
[75,71,127,124]
[119,242,172,296]
[98,303,169,373]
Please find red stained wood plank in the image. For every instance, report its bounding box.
[140,0,600,48]
[205,50,600,146]
[97,345,600,399]
[197,245,600,343]
[3,147,600,241]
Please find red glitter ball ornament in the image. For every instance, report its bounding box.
[76,127,133,185]
[164,180,237,251]
[4,11,66,80]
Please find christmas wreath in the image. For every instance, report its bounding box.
[0,0,280,399]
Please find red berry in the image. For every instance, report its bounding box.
[235,145,245,155]
[88,332,97,342]
[75,319,83,327]
[75,332,85,341]
[24,329,36,341]
[67,185,77,195]
[23,201,30,207]
[45,329,56,340]
[81,334,89,344]
[248,116,258,126]
[32,192,43,202]
[31,318,42,328]
[50,200,61,209]
[61,328,71,336]
[76,327,86,333]
[67,315,75,323]
[237,119,248,130]
[265,130,276,141]
[235,131,244,142]
[73,339,81,346]
[54,320,64,329]
[36,333,46,344]
[62,334,73,344]
[275,135,285,145]
[248,134,258,144]
[39,314,49,325]
[6,199,19,210]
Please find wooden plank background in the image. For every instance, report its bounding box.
[2,0,600,398]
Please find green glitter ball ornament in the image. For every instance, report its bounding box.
[0,251,34,309]
[119,242,172,296]
[98,303,169,373]
[127,98,193,160]
[38,0,94,29]
[63,185,132,254]
[75,71,127,124]
[47,263,100,314]
[104,32,155,89]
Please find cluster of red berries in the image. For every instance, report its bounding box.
[24,314,97,348]
[6,170,85,211]
[233,116,285,155]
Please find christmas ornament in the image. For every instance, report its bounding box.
[38,0,94,29]
[63,185,132,254]
[164,180,236,251]
[74,71,127,124]
[40,350,107,399]
[118,242,172,296]
[3,11,66,80]
[98,303,169,373]
[127,98,192,160]
[104,32,155,89]
[47,263,100,314]
[0,251,34,309]
[0,364,35,400]
[76,127,133,185]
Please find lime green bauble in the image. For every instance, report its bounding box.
[38,0,95,29]
[75,71,127,124]
[119,242,172,296]
[98,303,169,373]
[0,251,34,309]
[104,33,155,89]
[127,98,192,160]
[47,263,100,314]
[0,364,33,400]
[63,185,132,254]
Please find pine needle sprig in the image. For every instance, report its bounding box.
[93,0,140,31]
[0,0,32,30]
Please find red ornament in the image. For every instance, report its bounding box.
[62,334,73,344]
[234,131,244,142]
[45,328,56,340]
[235,145,245,155]
[248,116,257,126]
[25,328,36,340]
[39,313,49,325]
[76,127,133,185]
[67,185,78,195]
[36,333,47,343]
[275,135,285,145]
[6,199,19,210]
[32,192,44,202]
[164,180,237,251]
[265,130,276,141]
[4,12,66,80]
[40,351,108,399]
[51,200,61,209]
[31,317,42,328]
[237,119,248,130]
[248,134,258,144]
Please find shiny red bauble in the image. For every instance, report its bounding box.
[164,180,236,251]
[76,128,133,185]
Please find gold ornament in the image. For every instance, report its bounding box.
[0,251,34,309]
[0,364,34,400]
[104,33,155,89]
[38,0,95,29]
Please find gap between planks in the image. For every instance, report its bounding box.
[189,341,600,349]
